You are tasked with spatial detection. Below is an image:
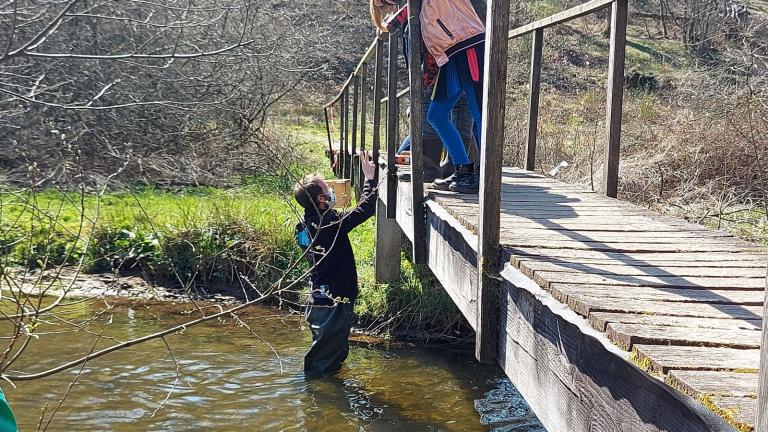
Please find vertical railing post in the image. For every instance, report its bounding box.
[338,90,345,178]
[324,107,334,171]
[757,264,768,429]
[343,87,351,179]
[351,75,360,189]
[603,0,627,198]
[360,63,368,196]
[372,39,384,183]
[385,31,400,219]
[476,0,512,364]
[525,28,543,172]
[408,0,426,265]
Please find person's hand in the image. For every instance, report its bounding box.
[359,150,375,180]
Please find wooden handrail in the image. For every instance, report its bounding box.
[380,86,411,104]
[323,39,378,109]
[507,0,614,39]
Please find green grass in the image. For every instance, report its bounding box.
[0,184,303,289]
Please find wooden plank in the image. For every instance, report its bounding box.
[475,0,512,364]
[524,28,543,171]
[516,259,768,277]
[606,322,761,350]
[385,31,399,218]
[374,197,402,283]
[603,0,628,198]
[506,240,747,253]
[498,265,734,431]
[425,202,478,327]
[371,39,384,183]
[669,370,758,398]
[635,345,761,373]
[589,312,762,332]
[550,284,764,306]
[567,296,764,320]
[508,247,767,264]
[758,265,768,430]
[507,235,742,248]
[708,395,758,430]
[408,0,426,265]
[506,0,614,39]
[518,255,768,269]
[508,229,731,239]
[538,272,767,290]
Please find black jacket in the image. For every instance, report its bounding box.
[296,179,377,301]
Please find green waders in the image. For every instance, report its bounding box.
[304,301,355,378]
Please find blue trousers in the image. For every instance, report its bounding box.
[427,85,482,166]
[398,90,474,157]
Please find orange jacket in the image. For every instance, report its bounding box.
[388,1,485,67]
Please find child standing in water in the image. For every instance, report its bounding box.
[294,152,377,377]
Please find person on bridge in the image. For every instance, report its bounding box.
[382,0,486,194]
[293,151,377,378]
[372,1,477,184]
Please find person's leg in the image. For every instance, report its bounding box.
[447,84,483,194]
[397,134,411,154]
[304,302,353,377]
[463,84,483,155]
[427,91,470,166]
[452,94,476,159]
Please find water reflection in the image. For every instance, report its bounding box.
[4,303,545,431]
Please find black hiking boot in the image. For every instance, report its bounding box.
[449,164,479,194]
[431,169,459,191]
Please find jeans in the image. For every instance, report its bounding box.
[399,89,474,155]
[427,85,482,166]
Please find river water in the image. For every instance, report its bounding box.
[4,301,544,431]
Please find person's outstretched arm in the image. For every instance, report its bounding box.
[338,151,378,234]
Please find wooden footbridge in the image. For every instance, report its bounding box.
[323,1,768,430]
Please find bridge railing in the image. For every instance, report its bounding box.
[322,0,628,363]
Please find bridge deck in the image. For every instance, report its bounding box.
[384,166,766,431]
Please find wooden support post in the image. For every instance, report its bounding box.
[407,0,426,265]
[385,31,399,219]
[524,28,543,172]
[343,88,351,179]
[757,264,768,429]
[374,197,403,283]
[476,0,512,364]
[324,107,334,170]
[372,39,384,184]
[603,0,627,198]
[351,75,360,188]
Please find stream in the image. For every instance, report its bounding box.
[4,300,545,431]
